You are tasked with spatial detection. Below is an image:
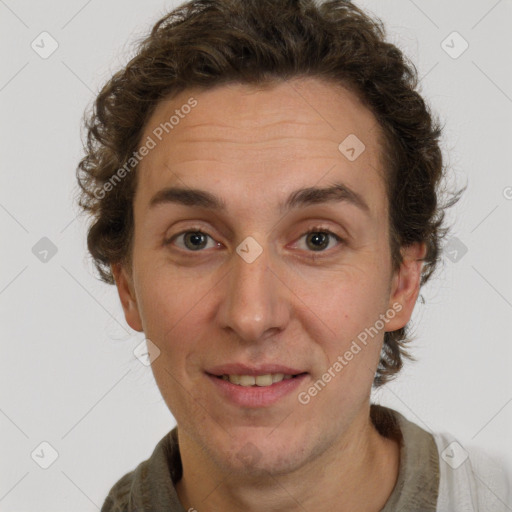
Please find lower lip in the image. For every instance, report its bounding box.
[206,373,308,408]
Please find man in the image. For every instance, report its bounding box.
[77,0,510,510]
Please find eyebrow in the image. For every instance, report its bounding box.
[148,182,370,215]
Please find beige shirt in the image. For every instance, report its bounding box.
[101,404,440,511]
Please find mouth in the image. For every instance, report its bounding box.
[205,365,309,407]
[211,373,307,387]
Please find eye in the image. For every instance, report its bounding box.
[165,227,344,254]
[295,227,343,253]
[166,230,220,251]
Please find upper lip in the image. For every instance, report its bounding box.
[206,364,307,376]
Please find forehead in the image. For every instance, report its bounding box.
[135,77,387,217]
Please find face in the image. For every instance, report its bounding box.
[114,77,424,476]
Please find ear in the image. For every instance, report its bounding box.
[111,263,144,332]
[385,242,427,332]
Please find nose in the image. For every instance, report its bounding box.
[216,238,290,344]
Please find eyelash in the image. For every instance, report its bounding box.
[165,225,344,255]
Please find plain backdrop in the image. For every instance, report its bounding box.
[1,0,511,510]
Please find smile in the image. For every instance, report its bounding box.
[216,373,300,386]
[206,372,308,407]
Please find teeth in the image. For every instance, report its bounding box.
[255,374,272,386]
[239,375,256,386]
[229,375,241,385]
[220,373,296,387]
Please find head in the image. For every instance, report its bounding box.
[77,0,461,474]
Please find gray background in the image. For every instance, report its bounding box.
[1,0,511,510]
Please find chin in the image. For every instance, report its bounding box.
[213,428,314,476]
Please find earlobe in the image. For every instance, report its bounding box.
[111,263,144,332]
[385,242,427,332]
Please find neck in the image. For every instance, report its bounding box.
[175,405,400,512]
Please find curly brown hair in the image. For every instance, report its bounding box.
[76,0,463,387]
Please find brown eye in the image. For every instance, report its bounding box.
[183,232,208,250]
[168,230,218,251]
[305,232,331,251]
[296,229,343,253]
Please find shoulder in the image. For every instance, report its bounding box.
[372,404,512,512]
[432,430,512,512]
[100,427,182,511]
[101,468,136,512]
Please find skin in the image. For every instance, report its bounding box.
[113,77,426,512]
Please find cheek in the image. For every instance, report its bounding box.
[135,265,212,357]
[307,263,389,333]
[303,281,386,416]
[138,274,211,417]
[302,265,390,387]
